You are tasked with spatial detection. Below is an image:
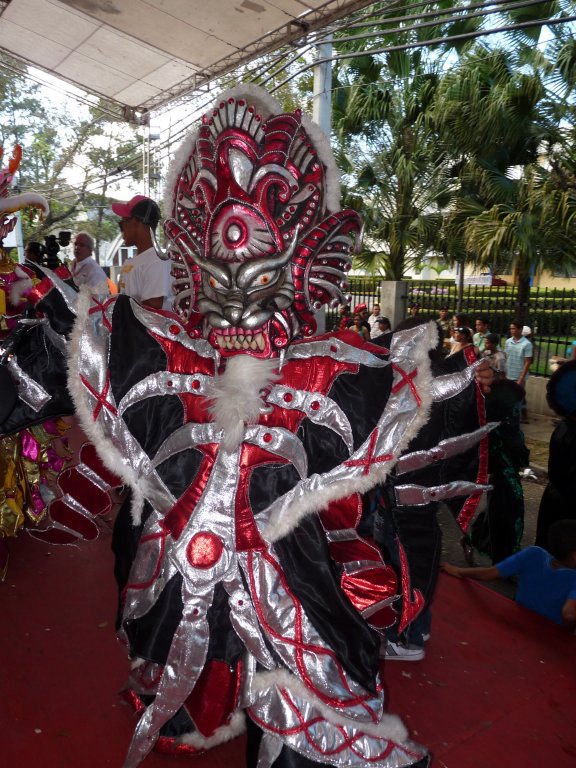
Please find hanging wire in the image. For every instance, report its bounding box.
[314,0,567,46]
[11,2,576,204]
[271,13,576,92]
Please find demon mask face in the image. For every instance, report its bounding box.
[164,86,362,358]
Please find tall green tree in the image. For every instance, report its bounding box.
[437,44,576,319]
[0,54,142,248]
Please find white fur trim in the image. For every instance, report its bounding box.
[208,356,280,453]
[249,669,409,744]
[163,127,199,218]
[177,709,246,749]
[262,323,438,543]
[163,84,341,217]
[67,288,146,525]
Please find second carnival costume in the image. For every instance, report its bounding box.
[0,87,493,767]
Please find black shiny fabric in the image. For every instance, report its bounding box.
[109,296,168,404]
[34,278,77,337]
[328,357,393,451]
[273,514,380,694]
[124,573,185,665]
[400,350,483,510]
[0,365,18,423]
[249,463,301,515]
[156,447,204,500]
[0,323,73,435]
[374,349,484,637]
[536,417,576,547]
[297,419,349,476]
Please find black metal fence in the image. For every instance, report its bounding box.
[408,280,576,377]
[324,276,576,377]
[325,276,381,331]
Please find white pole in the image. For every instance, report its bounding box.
[312,36,333,136]
[312,37,332,335]
[15,211,24,263]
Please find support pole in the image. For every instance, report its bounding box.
[312,36,333,136]
[312,37,332,335]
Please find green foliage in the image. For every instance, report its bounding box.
[331,2,576,302]
[0,53,142,252]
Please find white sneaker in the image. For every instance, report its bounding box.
[380,640,425,661]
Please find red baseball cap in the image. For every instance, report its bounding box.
[111,195,161,228]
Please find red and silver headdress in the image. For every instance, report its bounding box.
[164,85,361,357]
[0,145,48,242]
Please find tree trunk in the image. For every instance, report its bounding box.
[457,256,465,311]
[515,271,531,324]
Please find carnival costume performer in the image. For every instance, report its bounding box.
[0,145,73,577]
[0,88,493,767]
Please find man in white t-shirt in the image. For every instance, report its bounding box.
[71,231,108,290]
[112,195,172,310]
[368,303,381,338]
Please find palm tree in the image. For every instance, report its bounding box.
[332,50,452,279]
[435,44,576,320]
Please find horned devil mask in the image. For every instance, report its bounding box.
[164,86,362,358]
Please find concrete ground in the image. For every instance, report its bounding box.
[438,413,554,600]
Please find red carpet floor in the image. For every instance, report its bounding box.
[2,523,575,768]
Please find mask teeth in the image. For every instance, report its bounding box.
[213,329,266,351]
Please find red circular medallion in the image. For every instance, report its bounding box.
[186,532,224,569]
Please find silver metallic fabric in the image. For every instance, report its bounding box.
[395,423,498,475]
[266,384,354,455]
[34,263,79,314]
[430,359,483,401]
[247,684,427,767]
[395,480,492,507]
[7,356,51,411]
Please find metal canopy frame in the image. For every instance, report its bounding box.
[0,0,376,114]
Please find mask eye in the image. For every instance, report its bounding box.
[255,271,275,287]
[209,276,226,290]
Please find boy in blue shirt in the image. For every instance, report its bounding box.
[442,520,576,625]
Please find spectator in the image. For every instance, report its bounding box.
[465,378,529,565]
[112,195,172,310]
[482,332,506,379]
[448,325,474,356]
[350,313,370,341]
[548,337,576,372]
[24,241,43,265]
[535,361,576,548]
[353,303,370,333]
[70,231,108,290]
[442,519,576,626]
[452,312,471,330]
[337,303,352,331]
[437,306,451,339]
[408,303,420,317]
[371,316,391,341]
[473,316,490,353]
[505,319,533,422]
[368,303,382,338]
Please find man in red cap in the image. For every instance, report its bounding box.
[112,195,172,310]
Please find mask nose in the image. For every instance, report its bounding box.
[223,299,244,326]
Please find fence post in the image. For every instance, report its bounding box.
[379,281,408,330]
